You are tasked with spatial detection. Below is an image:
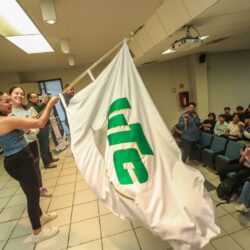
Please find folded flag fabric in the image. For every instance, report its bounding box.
[63,42,220,250]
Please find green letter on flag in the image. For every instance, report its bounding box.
[114,148,149,184]
[108,97,153,185]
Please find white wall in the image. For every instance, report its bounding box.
[20,67,93,93]
[0,72,20,92]
[0,57,201,129]
[1,49,250,130]
[207,50,250,115]
[138,57,192,129]
[0,65,106,97]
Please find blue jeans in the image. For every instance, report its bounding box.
[37,125,53,166]
[239,181,250,208]
[181,139,197,163]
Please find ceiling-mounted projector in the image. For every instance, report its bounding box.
[172,36,201,51]
[163,25,208,54]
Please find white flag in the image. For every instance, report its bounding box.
[65,43,220,250]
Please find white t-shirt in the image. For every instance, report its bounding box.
[11,106,39,143]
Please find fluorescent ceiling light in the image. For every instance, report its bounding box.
[0,0,54,53]
[162,47,175,54]
[0,0,39,36]
[6,34,54,54]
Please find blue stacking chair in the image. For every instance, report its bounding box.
[201,136,228,169]
[194,132,213,162]
[215,141,246,171]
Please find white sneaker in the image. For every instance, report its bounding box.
[234,203,248,213]
[41,212,58,226]
[32,226,59,243]
[40,187,52,198]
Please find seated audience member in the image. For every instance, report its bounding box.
[226,113,244,140]
[243,115,250,140]
[218,147,250,200]
[224,107,232,123]
[236,105,246,122]
[244,104,250,116]
[214,114,228,137]
[234,179,250,213]
[200,112,216,134]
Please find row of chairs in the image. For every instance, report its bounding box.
[194,132,246,170]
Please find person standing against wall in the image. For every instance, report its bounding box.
[62,84,75,130]
[178,102,201,163]
[27,92,59,168]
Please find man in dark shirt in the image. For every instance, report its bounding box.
[236,106,246,122]
[200,113,216,134]
[27,92,59,168]
[224,107,232,123]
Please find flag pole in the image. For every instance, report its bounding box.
[37,38,132,118]
[62,37,132,95]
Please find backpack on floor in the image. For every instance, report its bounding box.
[216,177,234,206]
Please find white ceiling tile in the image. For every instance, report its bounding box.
[156,0,191,35]
[129,39,144,59]
[181,0,219,19]
[134,28,154,53]
[144,14,168,45]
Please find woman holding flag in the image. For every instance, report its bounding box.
[0,91,60,242]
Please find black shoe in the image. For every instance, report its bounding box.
[45,162,57,168]
[51,157,59,162]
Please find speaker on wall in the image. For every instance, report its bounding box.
[199,53,207,63]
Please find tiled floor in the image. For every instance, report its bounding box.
[0,149,250,250]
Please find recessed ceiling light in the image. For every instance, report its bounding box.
[60,39,70,54]
[40,0,57,25]
[68,55,75,66]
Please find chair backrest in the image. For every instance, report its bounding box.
[199,132,213,147]
[224,141,246,160]
[210,136,227,152]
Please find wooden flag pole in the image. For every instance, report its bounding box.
[37,38,132,117]
[61,38,132,95]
